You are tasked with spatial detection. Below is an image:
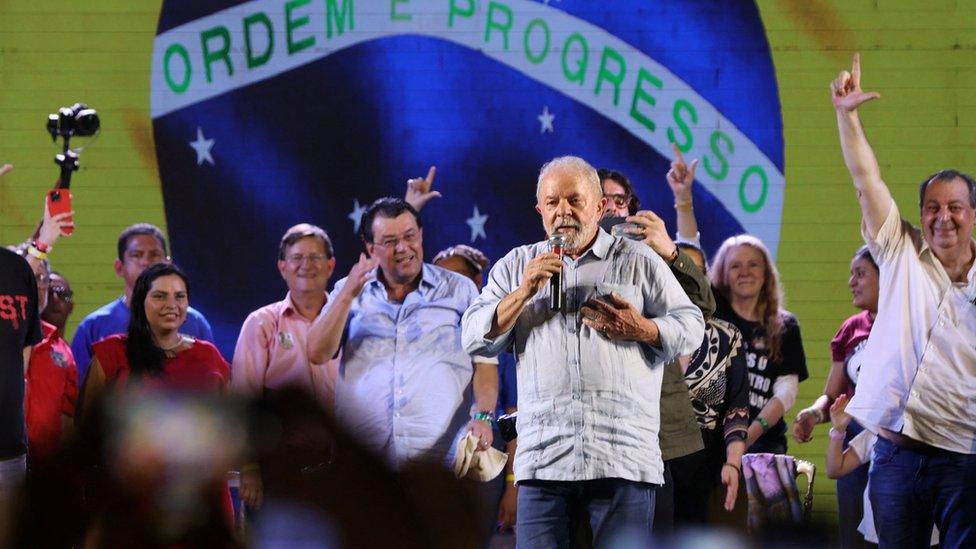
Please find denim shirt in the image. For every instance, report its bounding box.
[461,229,704,484]
[327,264,480,468]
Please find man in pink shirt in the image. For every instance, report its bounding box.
[232,224,339,408]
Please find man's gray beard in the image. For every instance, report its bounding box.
[558,222,597,252]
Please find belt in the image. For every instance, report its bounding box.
[880,429,959,456]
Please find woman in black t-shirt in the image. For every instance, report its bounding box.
[708,235,808,454]
[667,144,808,455]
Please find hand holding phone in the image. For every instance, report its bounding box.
[45,189,75,236]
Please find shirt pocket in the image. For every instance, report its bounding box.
[405,306,463,359]
[588,282,645,387]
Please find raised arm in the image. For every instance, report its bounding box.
[831,53,892,238]
[307,253,376,363]
[666,142,700,241]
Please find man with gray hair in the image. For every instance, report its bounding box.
[461,156,704,546]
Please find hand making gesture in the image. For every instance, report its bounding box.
[404,166,441,211]
[666,142,699,203]
[830,53,881,112]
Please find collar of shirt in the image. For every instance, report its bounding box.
[571,227,613,263]
[916,234,976,292]
[363,263,441,300]
[41,320,58,340]
[282,291,328,318]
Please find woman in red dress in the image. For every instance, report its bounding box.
[77,262,235,546]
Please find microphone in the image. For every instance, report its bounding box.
[548,234,566,311]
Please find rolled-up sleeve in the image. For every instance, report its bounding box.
[231,309,273,396]
[643,255,705,364]
[462,251,519,358]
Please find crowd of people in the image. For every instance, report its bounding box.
[1,54,975,548]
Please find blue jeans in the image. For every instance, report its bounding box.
[869,437,976,548]
[516,478,655,549]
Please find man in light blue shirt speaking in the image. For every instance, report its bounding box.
[461,156,704,547]
[308,198,498,469]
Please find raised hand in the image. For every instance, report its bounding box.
[38,205,75,248]
[343,253,378,298]
[518,252,563,297]
[831,53,881,112]
[666,142,699,202]
[829,393,852,432]
[405,165,442,211]
[0,164,12,178]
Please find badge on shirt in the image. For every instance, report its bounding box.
[278,331,295,350]
[50,350,68,369]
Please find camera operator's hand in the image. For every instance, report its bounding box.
[405,166,441,212]
[0,164,12,178]
[38,200,75,249]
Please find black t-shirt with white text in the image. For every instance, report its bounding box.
[0,249,42,458]
[715,294,808,451]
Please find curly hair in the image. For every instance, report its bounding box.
[709,235,787,362]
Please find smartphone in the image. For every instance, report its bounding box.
[599,215,627,233]
[46,188,74,236]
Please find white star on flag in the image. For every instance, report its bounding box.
[348,199,367,233]
[188,127,215,166]
[537,106,555,134]
[466,205,488,242]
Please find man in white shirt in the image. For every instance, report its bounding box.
[832,53,976,548]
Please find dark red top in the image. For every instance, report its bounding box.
[829,309,875,397]
[25,321,78,464]
[91,334,229,394]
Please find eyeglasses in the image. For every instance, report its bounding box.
[285,253,329,266]
[604,193,630,208]
[373,231,420,249]
[50,285,73,303]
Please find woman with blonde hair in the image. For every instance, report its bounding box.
[667,144,808,455]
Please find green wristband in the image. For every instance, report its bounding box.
[756,417,770,433]
[473,411,495,424]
